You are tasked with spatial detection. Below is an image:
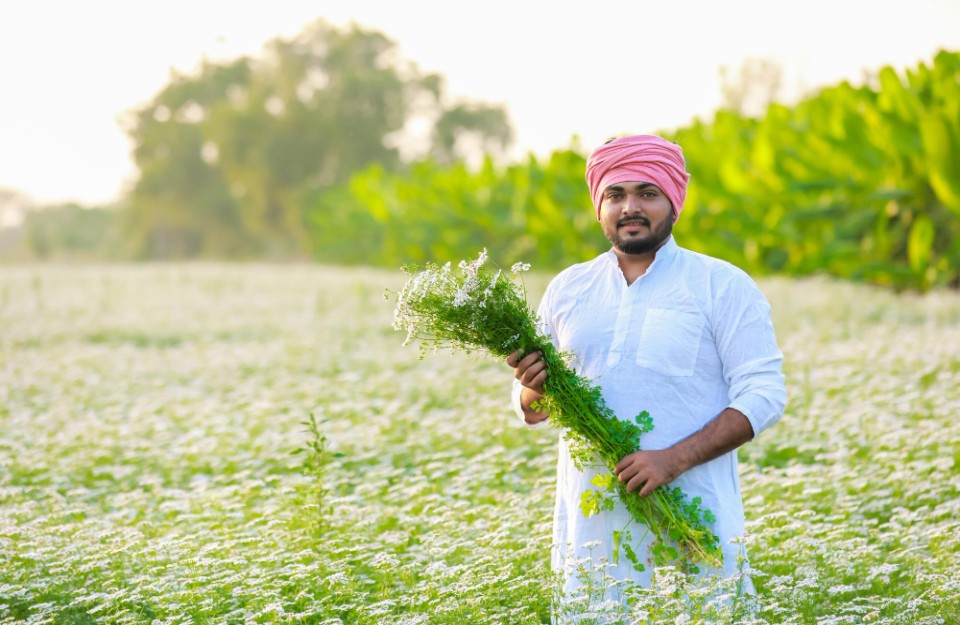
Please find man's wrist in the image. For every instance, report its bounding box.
[667,440,699,475]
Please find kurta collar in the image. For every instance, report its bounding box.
[602,235,680,273]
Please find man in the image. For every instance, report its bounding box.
[506,134,786,602]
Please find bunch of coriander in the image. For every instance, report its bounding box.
[391,250,721,570]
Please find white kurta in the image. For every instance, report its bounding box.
[512,236,786,598]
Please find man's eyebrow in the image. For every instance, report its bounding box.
[605,183,658,193]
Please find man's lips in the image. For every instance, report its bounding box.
[618,217,650,229]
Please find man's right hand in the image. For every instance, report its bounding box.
[506,349,547,393]
[506,349,549,424]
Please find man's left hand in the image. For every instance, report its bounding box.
[614,450,687,497]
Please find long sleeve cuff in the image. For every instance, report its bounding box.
[727,357,786,438]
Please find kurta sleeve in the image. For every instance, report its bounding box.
[712,269,786,438]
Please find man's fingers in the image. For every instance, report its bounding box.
[519,360,546,385]
[615,451,641,475]
[506,349,543,370]
[519,350,542,369]
[615,461,636,485]
[523,359,545,376]
[528,368,547,392]
[627,470,662,496]
[616,452,675,497]
[638,481,657,498]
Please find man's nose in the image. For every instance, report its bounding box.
[624,194,643,213]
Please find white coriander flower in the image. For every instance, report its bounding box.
[452,286,471,307]
[511,262,531,273]
[460,248,488,278]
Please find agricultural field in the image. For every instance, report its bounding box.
[1,264,958,624]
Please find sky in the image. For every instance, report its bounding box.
[1,0,959,209]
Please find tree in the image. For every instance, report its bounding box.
[123,58,253,258]
[122,19,514,259]
[23,203,118,260]
[431,103,513,166]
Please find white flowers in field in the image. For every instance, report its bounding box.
[2,267,960,624]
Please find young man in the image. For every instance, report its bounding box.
[506,134,786,600]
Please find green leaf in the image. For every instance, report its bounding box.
[579,490,601,518]
[622,542,640,566]
[640,413,655,433]
[589,472,616,490]
[907,215,935,272]
[920,111,960,214]
[612,530,622,565]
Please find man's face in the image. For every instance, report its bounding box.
[599,181,674,255]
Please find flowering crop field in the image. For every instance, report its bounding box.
[1,264,958,624]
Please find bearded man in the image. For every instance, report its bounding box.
[506,134,786,603]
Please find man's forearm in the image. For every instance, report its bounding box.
[615,407,755,495]
[614,408,753,497]
[670,407,754,473]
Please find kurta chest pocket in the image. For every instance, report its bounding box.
[635,307,705,376]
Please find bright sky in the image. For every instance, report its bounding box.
[1,0,959,207]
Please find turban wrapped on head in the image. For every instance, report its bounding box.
[585,135,690,222]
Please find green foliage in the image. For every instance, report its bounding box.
[308,146,605,269]
[432,102,514,165]
[20,45,960,293]
[668,49,960,291]
[578,487,615,518]
[293,412,340,535]
[122,19,512,259]
[314,50,960,292]
[19,203,119,260]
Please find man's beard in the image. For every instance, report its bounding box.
[606,215,673,255]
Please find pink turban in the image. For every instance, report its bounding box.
[585,135,690,222]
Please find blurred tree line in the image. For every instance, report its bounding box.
[310,49,960,291]
[120,19,511,259]
[672,50,960,292]
[6,17,959,292]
